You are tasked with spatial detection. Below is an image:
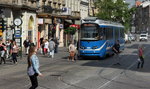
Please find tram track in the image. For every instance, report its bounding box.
[96,42,150,89]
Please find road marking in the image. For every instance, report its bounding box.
[97,61,137,89]
[97,44,150,89]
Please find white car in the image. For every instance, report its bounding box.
[139,34,148,41]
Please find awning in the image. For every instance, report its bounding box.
[65,20,72,24]
[75,20,81,25]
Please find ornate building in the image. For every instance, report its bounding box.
[37,0,80,47]
[0,0,38,47]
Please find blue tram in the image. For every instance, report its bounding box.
[79,17,125,58]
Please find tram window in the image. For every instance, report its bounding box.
[105,27,113,40]
[115,28,119,39]
[99,28,105,40]
[120,28,124,38]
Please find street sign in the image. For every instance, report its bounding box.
[59,24,63,29]
[0,18,7,33]
[15,30,21,38]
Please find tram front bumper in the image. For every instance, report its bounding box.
[79,50,104,57]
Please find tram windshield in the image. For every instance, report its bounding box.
[81,24,100,40]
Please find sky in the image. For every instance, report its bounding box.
[125,0,143,7]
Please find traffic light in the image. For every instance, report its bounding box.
[0,18,6,32]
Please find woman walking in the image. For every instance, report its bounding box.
[0,40,6,64]
[137,45,144,69]
[12,41,19,64]
[27,46,43,89]
[68,42,76,62]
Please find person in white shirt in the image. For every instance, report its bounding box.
[44,39,49,55]
[49,39,55,58]
[68,42,76,61]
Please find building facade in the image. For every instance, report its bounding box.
[80,0,89,19]
[0,0,94,48]
[0,0,37,48]
[37,0,81,47]
[135,1,150,34]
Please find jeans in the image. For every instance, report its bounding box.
[25,47,29,54]
[49,50,54,58]
[29,74,38,89]
[137,56,144,68]
[55,45,58,53]
[0,51,6,64]
[12,53,17,63]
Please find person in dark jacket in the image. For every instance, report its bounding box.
[112,40,121,65]
[0,40,6,64]
[23,38,29,55]
[54,38,59,53]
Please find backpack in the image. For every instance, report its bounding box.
[24,40,29,47]
[49,41,55,51]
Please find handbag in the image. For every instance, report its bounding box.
[137,58,141,62]
[34,73,39,76]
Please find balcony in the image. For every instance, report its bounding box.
[53,0,57,4]
[0,0,37,9]
[58,0,61,5]
[71,11,80,17]
[62,0,65,6]
[43,5,53,13]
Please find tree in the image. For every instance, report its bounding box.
[95,0,135,32]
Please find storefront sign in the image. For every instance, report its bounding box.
[38,18,43,24]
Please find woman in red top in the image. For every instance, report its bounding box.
[137,45,144,69]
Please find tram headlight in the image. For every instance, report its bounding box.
[92,46,98,49]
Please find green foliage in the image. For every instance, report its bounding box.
[95,0,136,31]
[64,27,77,35]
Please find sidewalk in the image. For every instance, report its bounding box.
[0,47,69,71]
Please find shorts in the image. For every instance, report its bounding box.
[44,48,48,53]
[70,51,75,57]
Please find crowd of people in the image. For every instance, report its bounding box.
[0,39,19,64]
[0,37,145,89]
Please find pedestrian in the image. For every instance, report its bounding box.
[23,38,29,55]
[6,40,11,59]
[44,39,49,55]
[68,42,76,62]
[137,45,144,69]
[54,37,59,53]
[112,40,121,65]
[0,40,6,64]
[49,38,55,58]
[27,46,43,89]
[40,37,44,54]
[29,40,35,48]
[12,41,19,64]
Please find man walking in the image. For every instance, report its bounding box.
[49,39,55,58]
[23,38,29,55]
[112,40,121,65]
[137,45,144,69]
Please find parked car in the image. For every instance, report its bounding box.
[128,34,136,41]
[124,33,131,43]
[139,34,148,41]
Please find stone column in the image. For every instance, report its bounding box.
[55,23,60,38]
[59,29,64,47]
